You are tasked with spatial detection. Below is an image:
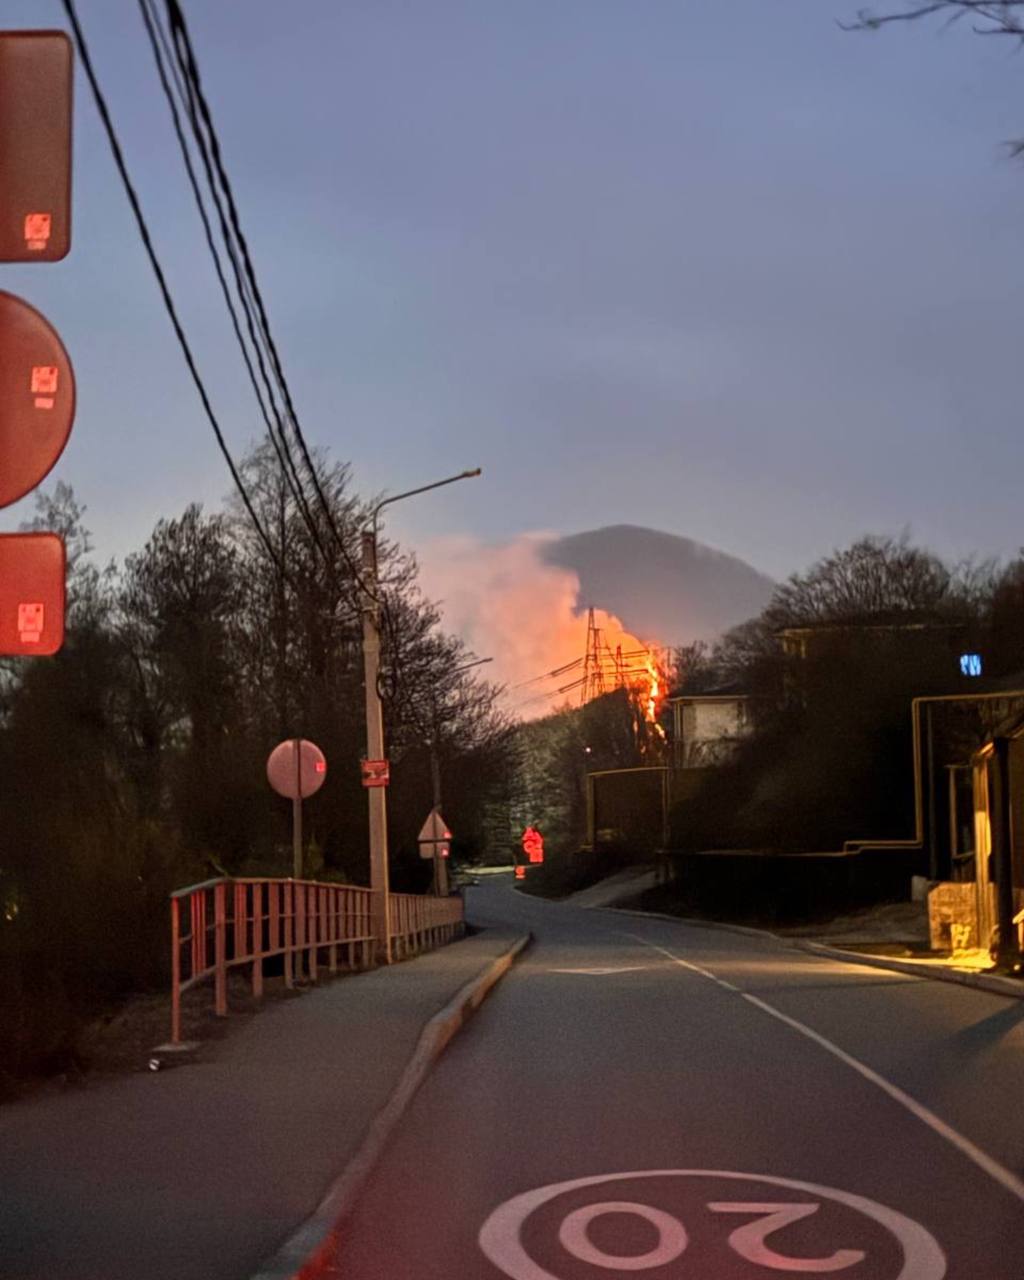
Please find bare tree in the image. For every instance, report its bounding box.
[847,3,1024,35]
[846,3,1024,147]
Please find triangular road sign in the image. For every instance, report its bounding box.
[418,807,452,858]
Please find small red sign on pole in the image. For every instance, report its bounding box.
[0,532,65,655]
[361,758,390,788]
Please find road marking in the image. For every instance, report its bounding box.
[478,1170,946,1279]
[628,935,1024,1207]
[708,1202,864,1272]
[558,1200,687,1270]
[547,966,651,976]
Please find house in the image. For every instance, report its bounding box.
[929,706,1024,959]
[666,690,752,769]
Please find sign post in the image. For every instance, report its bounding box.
[418,807,452,895]
[266,738,327,880]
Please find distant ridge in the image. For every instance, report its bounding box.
[542,524,775,645]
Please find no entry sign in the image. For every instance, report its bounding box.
[266,738,327,800]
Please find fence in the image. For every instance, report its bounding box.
[169,877,464,1043]
[390,891,465,959]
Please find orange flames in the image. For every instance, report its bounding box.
[413,534,669,721]
[581,608,666,729]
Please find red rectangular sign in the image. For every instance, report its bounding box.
[360,758,390,788]
[0,532,65,655]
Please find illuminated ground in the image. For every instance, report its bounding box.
[331,875,1024,1279]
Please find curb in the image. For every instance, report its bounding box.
[595,906,1024,1000]
[792,939,1024,1000]
[250,931,532,1280]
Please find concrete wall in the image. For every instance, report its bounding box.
[672,698,750,768]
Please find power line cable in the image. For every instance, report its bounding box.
[137,0,337,576]
[161,0,370,598]
[60,0,283,572]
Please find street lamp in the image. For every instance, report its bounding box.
[360,467,481,962]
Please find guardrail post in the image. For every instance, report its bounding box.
[214,881,227,1016]
[309,884,318,983]
[283,881,293,988]
[251,882,263,999]
[295,881,306,982]
[171,896,181,1044]
[234,881,246,962]
[191,891,204,977]
[269,881,279,958]
[328,886,338,974]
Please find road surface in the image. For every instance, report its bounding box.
[332,876,1024,1279]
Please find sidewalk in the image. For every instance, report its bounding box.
[593,877,1024,1000]
[0,926,527,1280]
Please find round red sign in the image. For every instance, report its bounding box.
[266,738,328,800]
[0,290,76,509]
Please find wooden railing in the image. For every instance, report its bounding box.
[169,877,463,1043]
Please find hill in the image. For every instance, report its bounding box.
[541,524,775,645]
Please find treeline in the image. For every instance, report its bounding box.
[0,441,514,1089]
[671,534,1024,859]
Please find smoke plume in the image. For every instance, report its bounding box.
[415,533,660,718]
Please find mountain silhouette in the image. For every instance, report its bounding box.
[541,524,775,645]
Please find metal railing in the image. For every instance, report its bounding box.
[390,890,465,959]
[170,877,463,1043]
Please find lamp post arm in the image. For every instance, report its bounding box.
[370,468,482,534]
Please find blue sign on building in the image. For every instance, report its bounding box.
[959,653,982,678]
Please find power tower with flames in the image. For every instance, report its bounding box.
[580,607,664,722]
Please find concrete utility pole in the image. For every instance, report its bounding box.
[362,468,481,960]
[361,529,391,962]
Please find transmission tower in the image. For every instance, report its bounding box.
[581,607,608,704]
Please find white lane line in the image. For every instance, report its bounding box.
[627,934,1024,1207]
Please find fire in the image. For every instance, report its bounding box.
[581,607,666,728]
[413,533,669,720]
[643,651,665,727]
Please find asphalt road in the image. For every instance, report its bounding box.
[331,876,1024,1279]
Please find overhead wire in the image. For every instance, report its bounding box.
[136,0,335,576]
[160,0,372,599]
[59,0,283,573]
[158,0,411,693]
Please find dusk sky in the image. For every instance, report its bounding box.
[4,0,1024,585]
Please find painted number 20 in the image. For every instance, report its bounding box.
[557,1200,865,1273]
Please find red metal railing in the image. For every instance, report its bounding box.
[170,877,464,1043]
[390,890,466,959]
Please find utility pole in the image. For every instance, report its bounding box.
[361,528,391,962]
[360,467,481,959]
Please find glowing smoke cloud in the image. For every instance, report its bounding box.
[415,533,660,718]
